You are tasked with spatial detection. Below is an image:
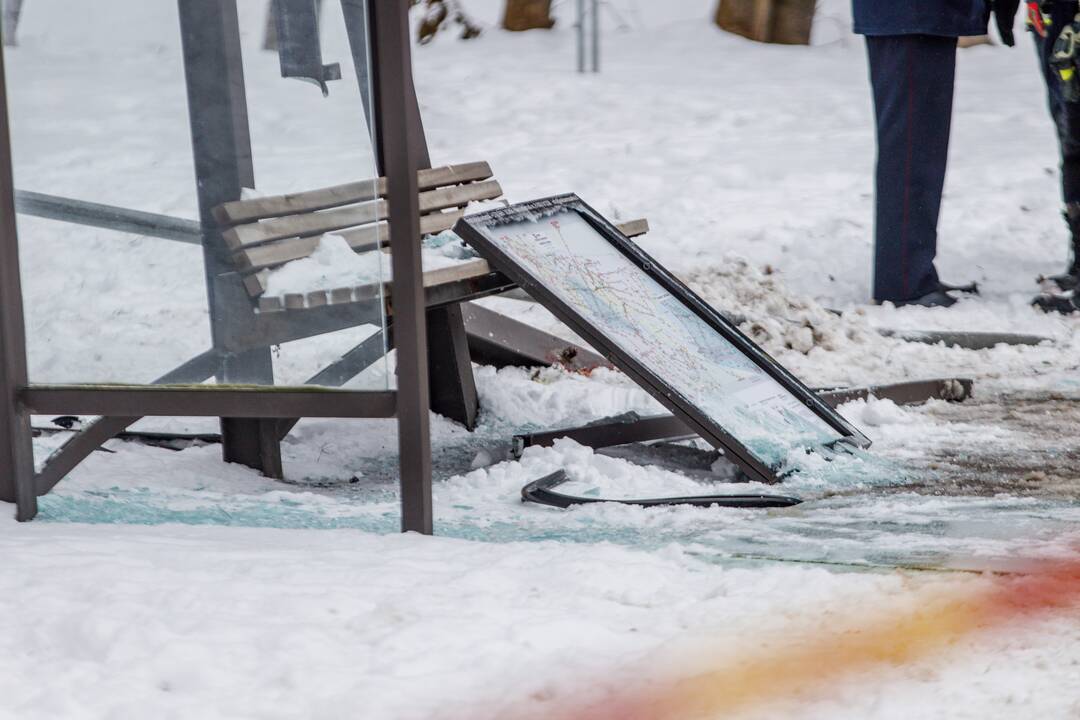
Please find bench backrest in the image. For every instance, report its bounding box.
[213,161,650,313]
[213,161,502,306]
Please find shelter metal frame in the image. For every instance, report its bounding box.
[0,0,434,532]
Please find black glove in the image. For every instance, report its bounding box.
[993,0,1022,47]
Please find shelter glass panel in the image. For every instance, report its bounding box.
[4,0,389,391]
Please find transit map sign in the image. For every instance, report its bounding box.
[455,195,869,484]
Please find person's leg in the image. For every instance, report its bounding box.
[1038,1,1080,288]
[867,34,958,304]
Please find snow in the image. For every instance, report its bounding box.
[261,234,470,298]
[3,0,1080,717]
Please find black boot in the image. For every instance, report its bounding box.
[893,289,957,308]
[1033,290,1080,314]
[1038,203,1080,292]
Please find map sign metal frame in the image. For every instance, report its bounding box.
[455,194,870,485]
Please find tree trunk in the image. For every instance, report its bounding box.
[714,0,814,45]
[417,0,481,45]
[502,0,554,32]
[2,0,25,47]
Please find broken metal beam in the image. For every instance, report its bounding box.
[513,377,974,454]
[878,329,1051,350]
[462,301,612,372]
[816,377,973,407]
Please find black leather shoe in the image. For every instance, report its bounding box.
[938,280,979,295]
[891,289,958,308]
[1032,291,1080,314]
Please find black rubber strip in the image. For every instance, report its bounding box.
[521,470,802,509]
[32,423,222,451]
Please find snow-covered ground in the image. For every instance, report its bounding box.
[3,1,1080,718]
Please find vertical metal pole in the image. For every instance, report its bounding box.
[345,0,432,171]
[179,0,281,474]
[178,0,259,366]
[576,0,585,73]
[590,0,599,72]
[371,0,432,535]
[0,42,37,520]
[2,0,24,47]
[341,0,375,135]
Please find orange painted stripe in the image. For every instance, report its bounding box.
[503,557,1080,720]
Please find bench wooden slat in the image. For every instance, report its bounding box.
[244,271,271,297]
[237,236,322,272]
[226,179,502,252]
[242,210,470,297]
[217,180,382,229]
[214,161,493,226]
[237,206,470,274]
[255,258,494,313]
[418,258,491,288]
[333,209,465,257]
[225,199,387,251]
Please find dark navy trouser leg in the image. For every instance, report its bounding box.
[866,34,957,303]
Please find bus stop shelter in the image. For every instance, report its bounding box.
[0,0,437,532]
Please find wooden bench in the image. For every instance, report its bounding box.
[209,161,649,431]
[213,160,649,314]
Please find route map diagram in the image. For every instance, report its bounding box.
[482,209,843,466]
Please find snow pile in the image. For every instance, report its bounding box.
[842,397,916,427]
[263,233,474,298]
[263,234,387,296]
[474,365,663,429]
[676,253,1080,392]
[680,254,879,356]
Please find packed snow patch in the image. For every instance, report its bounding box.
[263,233,474,298]
[681,254,880,356]
[474,365,663,429]
[842,397,916,427]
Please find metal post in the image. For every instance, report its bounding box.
[341,0,375,131]
[0,42,37,520]
[371,0,432,534]
[426,305,478,430]
[590,0,599,72]
[576,0,585,73]
[179,0,282,476]
[2,0,23,47]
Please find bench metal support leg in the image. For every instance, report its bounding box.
[218,349,283,478]
[426,304,479,430]
[181,0,281,479]
[222,417,284,478]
